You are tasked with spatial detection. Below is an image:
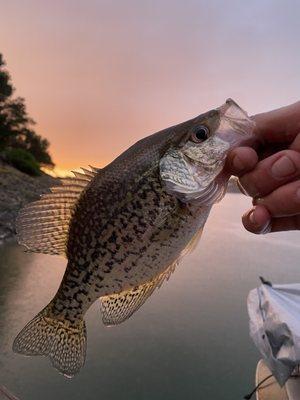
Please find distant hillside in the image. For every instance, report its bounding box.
[0,162,58,243]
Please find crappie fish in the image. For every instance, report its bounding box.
[13,99,255,377]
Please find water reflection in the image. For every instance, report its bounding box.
[0,194,299,400]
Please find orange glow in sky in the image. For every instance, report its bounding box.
[1,1,300,171]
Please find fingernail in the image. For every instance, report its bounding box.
[233,155,245,171]
[249,208,257,224]
[248,206,271,234]
[260,222,272,234]
[271,156,296,178]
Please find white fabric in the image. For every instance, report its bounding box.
[248,282,300,386]
[286,377,300,400]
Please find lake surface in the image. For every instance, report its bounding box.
[0,193,299,400]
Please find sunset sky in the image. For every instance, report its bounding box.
[1,0,300,172]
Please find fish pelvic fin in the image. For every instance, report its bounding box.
[12,304,87,378]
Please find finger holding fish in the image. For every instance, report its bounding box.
[226,146,259,177]
[242,205,272,234]
[226,103,300,235]
[253,179,300,217]
[236,150,300,198]
[242,203,300,234]
[241,177,300,233]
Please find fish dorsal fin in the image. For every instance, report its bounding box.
[100,228,203,326]
[89,165,101,173]
[16,167,98,257]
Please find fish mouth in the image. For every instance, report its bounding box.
[160,99,255,205]
[219,98,251,123]
[216,98,255,146]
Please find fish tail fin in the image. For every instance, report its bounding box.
[12,302,87,377]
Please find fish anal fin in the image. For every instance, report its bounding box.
[100,260,178,326]
[100,227,203,326]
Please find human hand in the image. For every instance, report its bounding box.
[226,101,300,233]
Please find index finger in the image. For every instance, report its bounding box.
[253,101,300,144]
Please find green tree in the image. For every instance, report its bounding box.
[0,53,54,171]
[0,54,13,101]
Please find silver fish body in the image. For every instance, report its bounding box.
[13,99,255,377]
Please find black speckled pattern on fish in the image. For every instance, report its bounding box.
[13,99,255,377]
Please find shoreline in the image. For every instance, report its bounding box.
[0,163,58,244]
[0,164,241,245]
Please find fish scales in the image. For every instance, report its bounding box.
[53,166,209,322]
[13,99,255,377]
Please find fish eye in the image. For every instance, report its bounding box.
[191,126,209,143]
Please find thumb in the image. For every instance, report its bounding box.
[253,101,300,144]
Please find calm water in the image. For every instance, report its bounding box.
[0,193,299,400]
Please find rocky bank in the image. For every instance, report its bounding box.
[0,163,58,243]
[0,163,240,245]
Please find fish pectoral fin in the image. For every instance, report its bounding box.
[16,166,99,257]
[100,261,179,326]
